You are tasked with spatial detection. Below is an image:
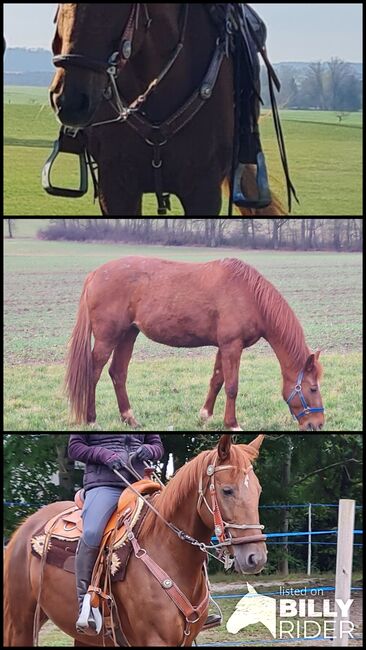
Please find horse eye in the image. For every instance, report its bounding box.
[310,386,318,393]
[222,487,234,496]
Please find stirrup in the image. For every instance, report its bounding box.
[42,138,89,198]
[233,152,271,209]
[76,593,103,635]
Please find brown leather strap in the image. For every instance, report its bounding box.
[129,533,209,623]
[229,534,267,545]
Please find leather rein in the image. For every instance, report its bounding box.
[115,451,266,563]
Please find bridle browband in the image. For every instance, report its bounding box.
[287,368,325,422]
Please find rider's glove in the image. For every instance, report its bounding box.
[105,453,125,471]
[135,446,153,461]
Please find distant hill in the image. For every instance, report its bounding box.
[3,47,363,88]
[4,48,54,87]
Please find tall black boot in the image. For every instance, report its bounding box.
[75,538,102,635]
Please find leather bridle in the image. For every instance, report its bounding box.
[287,368,325,422]
[198,454,266,549]
[53,3,190,129]
[53,4,146,74]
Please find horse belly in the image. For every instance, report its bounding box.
[135,312,217,348]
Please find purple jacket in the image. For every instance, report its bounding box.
[68,434,164,491]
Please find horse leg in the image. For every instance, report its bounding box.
[4,539,48,646]
[109,328,140,428]
[180,180,222,216]
[98,181,143,216]
[87,338,116,423]
[200,350,224,422]
[220,340,243,431]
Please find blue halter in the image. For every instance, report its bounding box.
[287,369,325,421]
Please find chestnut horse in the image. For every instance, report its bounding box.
[66,256,325,431]
[4,434,267,647]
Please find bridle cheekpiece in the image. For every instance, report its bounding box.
[198,453,266,556]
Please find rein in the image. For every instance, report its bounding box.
[114,451,266,566]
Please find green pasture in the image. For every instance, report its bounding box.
[4,87,363,216]
[4,236,362,431]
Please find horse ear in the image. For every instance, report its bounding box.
[304,353,316,373]
[218,434,232,460]
[248,434,265,452]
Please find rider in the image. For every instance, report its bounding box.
[209,3,274,208]
[68,434,164,635]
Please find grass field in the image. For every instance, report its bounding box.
[4,231,362,431]
[3,88,363,216]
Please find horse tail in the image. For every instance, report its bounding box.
[65,273,95,423]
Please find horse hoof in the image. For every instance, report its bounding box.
[200,408,213,422]
[122,410,140,429]
[230,426,243,431]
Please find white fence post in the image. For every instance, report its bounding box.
[333,499,355,646]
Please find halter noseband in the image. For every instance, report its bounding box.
[198,454,266,550]
[287,369,325,422]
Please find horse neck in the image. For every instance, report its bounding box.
[142,469,213,581]
[265,333,310,378]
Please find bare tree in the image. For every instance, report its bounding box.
[5,219,16,238]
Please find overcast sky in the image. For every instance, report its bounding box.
[3,3,363,63]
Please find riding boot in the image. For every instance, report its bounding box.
[233,70,271,211]
[233,123,271,210]
[75,538,102,635]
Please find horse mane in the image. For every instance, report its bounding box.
[220,258,310,369]
[143,442,259,536]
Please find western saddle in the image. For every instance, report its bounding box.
[44,479,161,548]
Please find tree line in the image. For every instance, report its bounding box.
[4,433,362,576]
[266,59,362,112]
[4,218,362,251]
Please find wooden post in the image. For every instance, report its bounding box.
[333,499,355,646]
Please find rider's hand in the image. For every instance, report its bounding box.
[105,453,125,471]
[135,446,153,461]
